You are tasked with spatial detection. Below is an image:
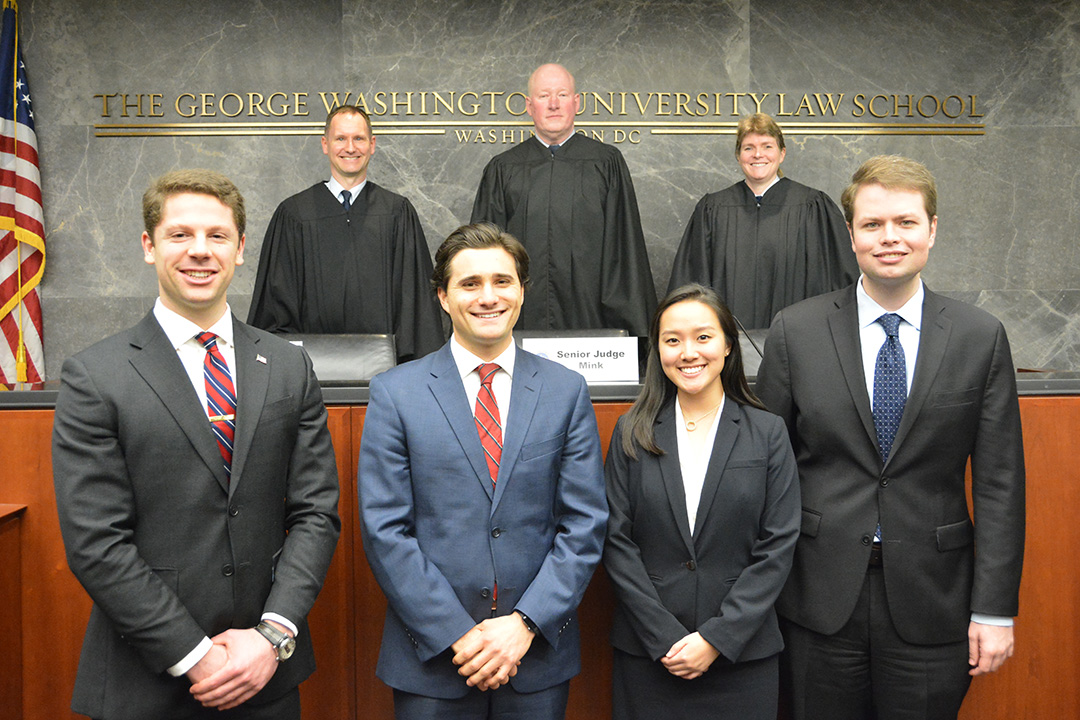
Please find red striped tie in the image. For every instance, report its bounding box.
[474,363,502,488]
[197,332,237,480]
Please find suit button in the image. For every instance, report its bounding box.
[491,527,502,538]
[229,505,239,517]
[685,561,696,571]
[481,587,490,598]
[861,536,871,546]
[222,564,234,576]
[880,478,890,488]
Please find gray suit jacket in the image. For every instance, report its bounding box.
[755,284,1025,644]
[358,343,607,698]
[603,400,800,664]
[53,312,341,720]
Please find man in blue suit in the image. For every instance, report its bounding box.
[359,222,607,719]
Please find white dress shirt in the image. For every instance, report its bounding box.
[674,395,726,535]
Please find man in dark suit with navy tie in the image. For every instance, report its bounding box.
[359,222,607,719]
[53,169,341,720]
[755,155,1025,720]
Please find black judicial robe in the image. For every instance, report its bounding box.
[667,178,857,329]
[247,181,444,363]
[471,133,656,337]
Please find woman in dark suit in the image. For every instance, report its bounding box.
[603,283,800,720]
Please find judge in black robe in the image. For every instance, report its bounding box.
[667,178,857,330]
[248,181,444,363]
[471,132,656,337]
[667,113,857,330]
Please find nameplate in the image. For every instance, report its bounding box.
[521,337,639,384]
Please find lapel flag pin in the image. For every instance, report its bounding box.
[256,354,268,365]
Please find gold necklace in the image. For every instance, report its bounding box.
[683,401,722,431]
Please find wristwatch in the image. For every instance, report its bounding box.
[518,611,539,635]
[255,621,296,662]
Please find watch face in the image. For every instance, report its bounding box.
[279,635,296,660]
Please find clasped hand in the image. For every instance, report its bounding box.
[451,612,535,691]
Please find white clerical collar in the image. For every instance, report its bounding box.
[326,177,367,205]
[152,297,235,351]
[855,277,924,332]
[448,334,517,381]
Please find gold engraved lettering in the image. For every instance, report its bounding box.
[482,92,503,114]
[502,128,516,143]
[176,93,196,118]
[505,92,527,116]
[941,95,964,118]
[458,91,480,116]
[695,93,711,116]
[969,95,983,118]
[247,92,267,117]
[631,92,654,115]
[147,94,163,117]
[893,94,914,117]
[219,93,244,117]
[656,93,671,115]
[266,92,290,117]
[455,129,471,142]
[726,92,745,115]
[814,93,844,115]
[373,92,388,115]
[590,129,604,141]
[318,92,352,113]
[868,94,890,118]
[593,92,615,116]
[674,93,692,116]
[794,94,815,116]
[776,93,793,116]
[390,91,413,115]
[916,95,939,118]
[120,94,143,118]
[852,93,866,117]
[748,93,769,114]
[200,93,216,117]
[293,92,308,116]
[629,129,640,143]
[432,92,455,115]
[94,93,118,117]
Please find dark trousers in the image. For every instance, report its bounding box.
[91,686,300,720]
[782,568,972,720]
[393,682,569,720]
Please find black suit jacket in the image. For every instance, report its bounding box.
[53,312,341,720]
[603,399,800,664]
[755,284,1025,644]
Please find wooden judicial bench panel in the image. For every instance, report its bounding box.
[0,397,1075,719]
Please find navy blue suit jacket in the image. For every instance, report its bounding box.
[359,342,607,698]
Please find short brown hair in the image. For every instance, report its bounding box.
[324,104,372,136]
[841,154,937,223]
[142,169,245,238]
[431,223,531,293]
[735,113,786,156]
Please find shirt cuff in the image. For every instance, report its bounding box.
[166,636,213,677]
[261,612,298,637]
[970,613,1014,627]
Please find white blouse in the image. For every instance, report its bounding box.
[674,395,726,534]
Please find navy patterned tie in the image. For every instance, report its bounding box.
[873,313,906,463]
[340,189,351,211]
[197,332,237,480]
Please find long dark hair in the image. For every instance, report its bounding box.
[621,284,765,459]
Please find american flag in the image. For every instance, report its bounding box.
[0,0,44,389]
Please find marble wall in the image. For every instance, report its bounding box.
[21,0,1080,376]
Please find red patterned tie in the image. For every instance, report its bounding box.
[197,332,237,480]
[474,363,502,488]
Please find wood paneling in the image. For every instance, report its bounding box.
[2,397,1076,719]
[0,504,26,720]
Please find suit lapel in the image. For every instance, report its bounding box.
[889,289,951,462]
[127,312,228,491]
[492,350,541,511]
[655,403,695,557]
[228,319,270,493]
[828,288,878,451]
[691,400,740,539]
[428,345,495,501]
